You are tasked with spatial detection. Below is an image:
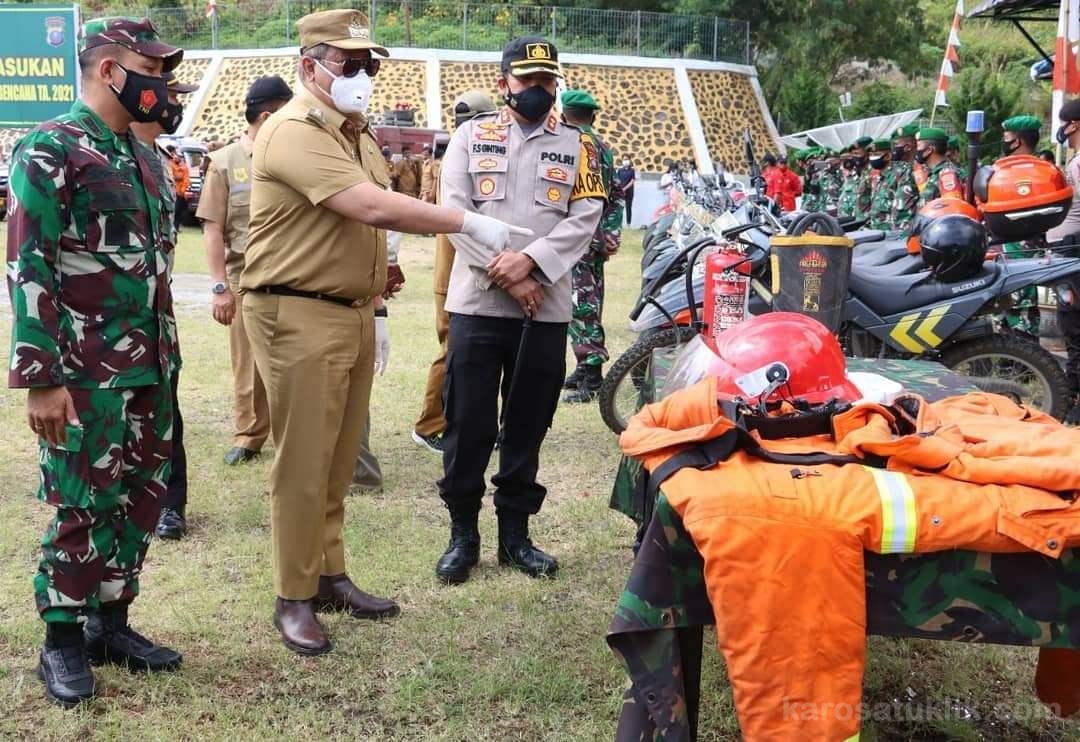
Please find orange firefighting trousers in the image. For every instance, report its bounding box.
[620,379,1080,741]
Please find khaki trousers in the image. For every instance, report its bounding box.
[229,281,270,451]
[414,234,454,438]
[243,292,375,600]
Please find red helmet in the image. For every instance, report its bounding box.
[707,312,861,405]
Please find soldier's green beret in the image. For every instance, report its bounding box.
[560,89,600,110]
[1002,115,1042,133]
[916,127,949,143]
[872,139,892,151]
[893,123,919,140]
[855,136,874,149]
[80,16,182,72]
[947,135,961,150]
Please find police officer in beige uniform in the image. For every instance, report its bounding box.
[198,76,292,469]
[434,37,605,584]
[241,9,528,655]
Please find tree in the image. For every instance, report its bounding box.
[773,67,834,133]
[942,66,1026,150]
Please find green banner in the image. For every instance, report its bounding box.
[0,5,78,127]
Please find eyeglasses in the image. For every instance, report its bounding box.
[318,56,381,78]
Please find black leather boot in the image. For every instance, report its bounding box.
[39,622,95,708]
[562,365,584,390]
[497,513,558,578]
[85,603,182,672]
[563,364,603,404]
[435,514,480,584]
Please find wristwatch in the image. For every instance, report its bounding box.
[211,281,228,295]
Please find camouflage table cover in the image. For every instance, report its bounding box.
[607,355,1080,741]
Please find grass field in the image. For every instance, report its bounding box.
[1,227,1079,740]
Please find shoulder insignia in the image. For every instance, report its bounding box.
[306,108,326,125]
[497,108,512,125]
[570,133,606,202]
[545,113,558,133]
[477,121,507,131]
[940,169,960,192]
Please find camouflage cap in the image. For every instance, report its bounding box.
[297,10,388,56]
[79,17,183,73]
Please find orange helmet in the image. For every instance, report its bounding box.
[706,312,861,405]
[973,155,1072,241]
[906,198,982,255]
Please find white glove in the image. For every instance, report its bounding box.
[461,211,534,251]
[374,315,390,375]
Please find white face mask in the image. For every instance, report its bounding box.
[315,60,373,115]
[622,160,631,167]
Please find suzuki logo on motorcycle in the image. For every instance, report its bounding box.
[950,278,987,294]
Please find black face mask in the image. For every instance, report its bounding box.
[161,101,183,135]
[109,63,169,123]
[503,84,555,124]
[1001,138,1020,156]
[891,145,907,161]
[1057,124,1073,145]
[869,155,888,170]
[913,147,931,165]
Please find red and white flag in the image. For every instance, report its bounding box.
[205,0,217,18]
[934,0,964,108]
[1053,0,1080,126]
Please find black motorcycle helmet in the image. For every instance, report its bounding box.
[919,215,988,282]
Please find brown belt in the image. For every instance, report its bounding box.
[256,284,365,308]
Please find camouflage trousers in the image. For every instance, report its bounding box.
[570,254,608,367]
[1001,241,1042,337]
[35,384,173,624]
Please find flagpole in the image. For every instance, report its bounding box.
[932,0,963,131]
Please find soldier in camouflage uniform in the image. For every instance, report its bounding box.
[890,123,920,231]
[820,150,844,214]
[6,17,184,707]
[998,115,1046,336]
[800,148,823,212]
[837,137,872,218]
[913,127,963,208]
[867,139,895,230]
[560,90,624,402]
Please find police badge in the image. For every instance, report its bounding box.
[46,16,66,48]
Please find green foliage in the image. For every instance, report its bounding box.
[773,67,834,134]
[942,67,1025,150]
[849,82,931,120]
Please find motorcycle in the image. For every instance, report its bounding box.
[599,214,1080,434]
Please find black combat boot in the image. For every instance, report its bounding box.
[39,622,95,708]
[435,513,481,584]
[562,364,603,404]
[497,512,558,578]
[562,365,584,390]
[85,602,182,672]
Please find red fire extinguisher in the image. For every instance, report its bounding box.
[703,243,751,342]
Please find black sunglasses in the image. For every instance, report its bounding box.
[319,56,381,78]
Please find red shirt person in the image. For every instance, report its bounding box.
[767,155,803,212]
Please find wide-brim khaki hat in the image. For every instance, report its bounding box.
[298,10,389,57]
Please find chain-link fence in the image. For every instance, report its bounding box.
[62,0,749,63]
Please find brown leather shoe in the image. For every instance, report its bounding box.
[273,598,331,656]
[315,574,401,620]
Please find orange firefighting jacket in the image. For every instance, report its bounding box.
[620,378,1080,741]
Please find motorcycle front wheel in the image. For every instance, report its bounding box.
[598,326,698,435]
[938,333,1070,420]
